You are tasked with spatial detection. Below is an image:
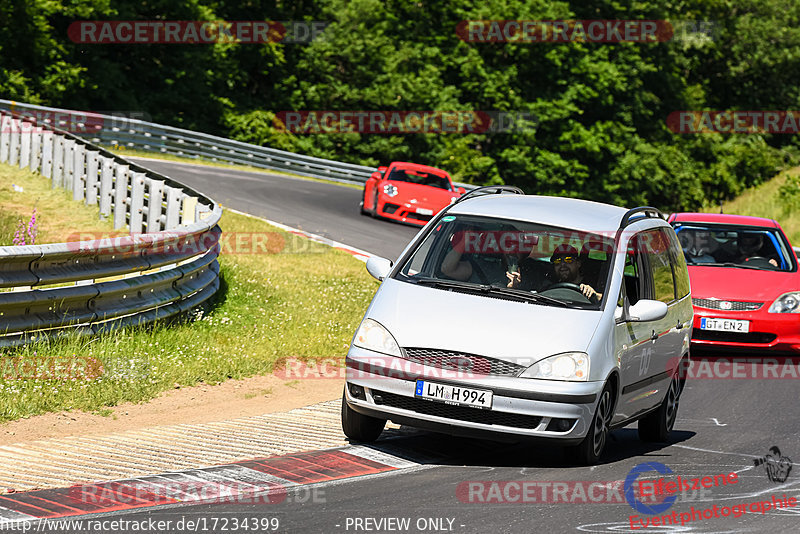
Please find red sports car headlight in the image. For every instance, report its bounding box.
[769,291,800,313]
[383,184,398,197]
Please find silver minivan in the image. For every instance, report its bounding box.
[342,187,693,464]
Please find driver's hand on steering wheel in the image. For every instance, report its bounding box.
[580,284,600,301]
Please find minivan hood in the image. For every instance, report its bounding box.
[688,265,800,301]
[364,278,603,366]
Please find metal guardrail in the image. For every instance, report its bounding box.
[0,108,222,347]
[0,99,476,190]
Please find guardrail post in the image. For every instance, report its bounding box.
[30,128,42,171]
[164,186,182,230]
[113,164,129,229]
[52,135,64,188]
[63,139,75,191]
[85,150,99,205]
[129,172,146,233]
[41,131,53,178]
[0,114,9,163]
[72,143,86,201]
[19,122,31,169]
[182,196,198,225]
[146,179,164,232]
[99,156,114,218]
[8,118,20,166]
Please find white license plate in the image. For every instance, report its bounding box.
[415,380,492,409]
[700,317,750,333]
[415,208,433,215]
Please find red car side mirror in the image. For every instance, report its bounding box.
[370,171,383,180]
[377,166,388,173]
[457,187,466,195]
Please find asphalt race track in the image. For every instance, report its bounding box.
[48,159,800,533]
[129,158,420,261]
[51,371,800,533]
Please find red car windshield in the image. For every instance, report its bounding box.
[671,222,795,271]
[387,168,451,190]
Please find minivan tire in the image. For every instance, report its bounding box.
[638,375,681,443]
[567,384,613,466]
[341,392,386,442]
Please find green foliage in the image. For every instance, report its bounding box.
[779,174,800,211]
[1,0,798,211]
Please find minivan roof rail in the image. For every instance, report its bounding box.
[453,185,525,205]
[620,206,666,228]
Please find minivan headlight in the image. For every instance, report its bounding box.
[352,319,402,357]
[519,352,589,381]
[769,291,800,313]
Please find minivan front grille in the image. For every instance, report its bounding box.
[402,348,526,377]
[692,298,763,311]
[373,390,542,429]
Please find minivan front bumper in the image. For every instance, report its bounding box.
[344,347,605,443]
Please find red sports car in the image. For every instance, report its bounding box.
[669,212,800,353]
[360,162,465,225]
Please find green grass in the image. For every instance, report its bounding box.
[0,163,115,246]
[109,146,364,190]
[704,166,800,243]
[0,163,377,422]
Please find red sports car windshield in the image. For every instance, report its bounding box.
[671,222,795,271]
[386,168,451,190]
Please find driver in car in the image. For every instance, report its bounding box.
[508,244,603,302]
[732,232,778,267]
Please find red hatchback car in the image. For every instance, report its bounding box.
[669,212,800,353]
[360,162,465,225]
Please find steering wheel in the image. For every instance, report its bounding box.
[543,281,597,303]
[744,256,777,269]
[546,282,584,293]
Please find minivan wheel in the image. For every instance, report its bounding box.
[567,385,613,466]
[638,375,681,443]
[341,391,386,442]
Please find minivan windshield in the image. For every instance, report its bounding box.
[671,222,795,271]
[395,214,615,309]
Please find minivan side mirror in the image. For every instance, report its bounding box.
[366,256,393,281]
[627,299,668,322]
